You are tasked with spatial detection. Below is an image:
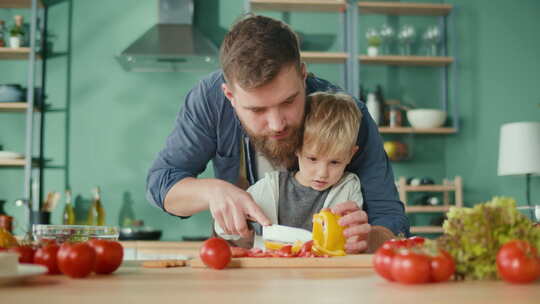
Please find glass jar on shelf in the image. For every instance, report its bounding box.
[379,23,395,55]
[422,25,442,56]
[397,24,416,56]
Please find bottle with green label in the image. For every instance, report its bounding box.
[62,189,76,225]
[87,187,105,226]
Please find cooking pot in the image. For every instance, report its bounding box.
[119,227,162,241]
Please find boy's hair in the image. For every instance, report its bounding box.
[220,14,302,89]
[301,92,362,158]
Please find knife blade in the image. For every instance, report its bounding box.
[247,221,312,244]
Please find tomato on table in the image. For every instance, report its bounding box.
[430,249,455,282]
[391,250,431,284]
[9,245,36,264]
[199,238,232,269]
[373,237,455,284]
[57,242,96,278]
[373,243,396,281]
[496,240,540,284]
[34,243,61,274]
[87,239,124,274]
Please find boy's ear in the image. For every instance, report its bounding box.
[349,145,359,160]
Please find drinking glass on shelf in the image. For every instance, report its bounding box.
[379,23,395,55]
[397,24,416,56]
[422,25,442,56]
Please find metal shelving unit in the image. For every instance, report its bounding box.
[357,1,458,133]
[244,1,458,134]
[0,0,47,231]
[245,0,353,93]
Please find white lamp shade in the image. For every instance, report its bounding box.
[498,121,540,176]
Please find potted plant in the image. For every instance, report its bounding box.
[9,15,25,49]
[366,28,381,57]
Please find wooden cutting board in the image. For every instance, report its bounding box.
[189,254,373,268]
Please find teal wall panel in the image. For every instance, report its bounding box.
[1,0,539,239]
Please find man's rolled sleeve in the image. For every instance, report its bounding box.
[146,82,218,214]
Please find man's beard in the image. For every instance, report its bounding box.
[243,123,303,169]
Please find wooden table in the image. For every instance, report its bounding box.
[2,242,539,304]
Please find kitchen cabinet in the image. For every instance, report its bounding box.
[398,176,463,234]
[0,0,46,230]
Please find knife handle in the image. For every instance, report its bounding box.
[247,220,263,236]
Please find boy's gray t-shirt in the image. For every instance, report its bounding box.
[278,171,330,231]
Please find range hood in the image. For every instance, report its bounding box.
[116,0,218,72]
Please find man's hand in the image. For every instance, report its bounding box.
[208,180,271,237]
[331,201,371,254]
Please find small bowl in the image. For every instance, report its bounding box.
[0,84,24,102]
[32,224,119,243]
[407,109,446,128]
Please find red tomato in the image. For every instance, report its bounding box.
[298,240,314,257]
[373,245,396,281]
[231,246,249,258]
[407,236,425,247]
[391,250,431,284]
[87,239,123,274]
[199,238,232,269]
[34,243,60,274]
[430,250,455,282]
[496,240,540,284]
[9,245,36,264]
[274,245,294,257]
[57,242,96,278]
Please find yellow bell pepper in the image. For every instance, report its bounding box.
[312,210,346,256]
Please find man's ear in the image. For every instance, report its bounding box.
[222,83,235,106]
[301,62,307,82]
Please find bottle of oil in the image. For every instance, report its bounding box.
[87,187,105,226]
[62,189,76,225]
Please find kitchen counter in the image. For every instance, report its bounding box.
[2,242,539,303]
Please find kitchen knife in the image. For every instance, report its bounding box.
[248,221,312,244]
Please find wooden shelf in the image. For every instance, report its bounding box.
[0,158,26,166]
[301,51,348,63]
[0,47,38,60]
[358,2,452,16]
[403,185,457,192]
[0,0,43,8]
[360,55,453,66]
[0,102,29,112]
[379,127,456,134]
[406,206,450,213]
[410,226,443,234]
[250,0,346,12]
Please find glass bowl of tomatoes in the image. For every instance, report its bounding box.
[32,225,119,244]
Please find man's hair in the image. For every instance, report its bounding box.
[301,92,362,158]
[220,14,301,89]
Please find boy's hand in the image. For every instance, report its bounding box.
[331,201,371,254]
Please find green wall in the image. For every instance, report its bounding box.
[1,0,539,240]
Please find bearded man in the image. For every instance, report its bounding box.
[146,15,409,253]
